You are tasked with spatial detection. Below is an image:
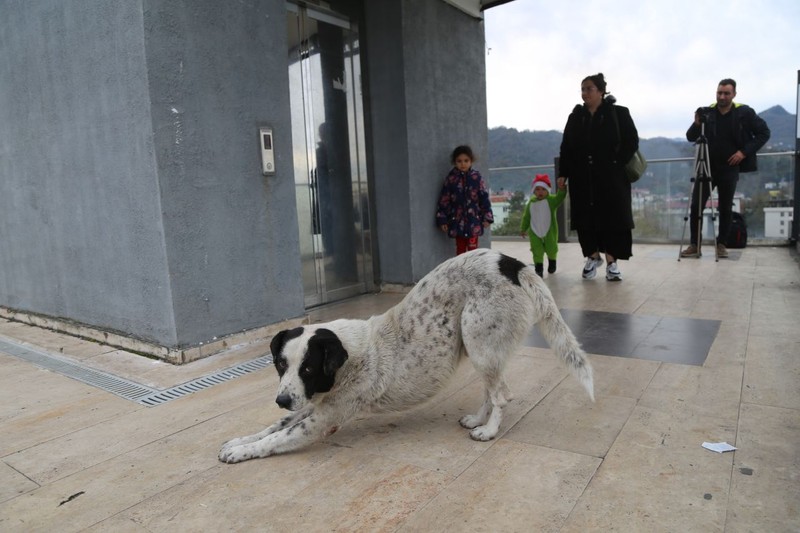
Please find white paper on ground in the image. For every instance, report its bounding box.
[702,441,737,453]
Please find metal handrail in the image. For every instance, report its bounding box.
[488,150,795,173]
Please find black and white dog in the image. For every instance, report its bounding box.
[219,249,594,463]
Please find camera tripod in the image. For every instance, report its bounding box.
[678,121,719,261]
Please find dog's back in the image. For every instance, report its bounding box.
[369,249,593,411]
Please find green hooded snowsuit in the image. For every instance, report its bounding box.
[520,189,566,263]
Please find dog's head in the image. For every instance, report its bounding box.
[269,326,349,411]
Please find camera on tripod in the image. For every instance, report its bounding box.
[696,106,713,123]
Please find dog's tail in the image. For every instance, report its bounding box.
[523,272,595,402]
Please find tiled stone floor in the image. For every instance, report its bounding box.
[0,242,798,532]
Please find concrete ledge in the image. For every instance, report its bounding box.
[379,282,413,294]
[0,306,306,365]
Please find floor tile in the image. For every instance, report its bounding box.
[727,403,800,532]
[562,405,735,532]
[0,408,245,532]
[638,362,743,422]
[504,386,636,458]
[742,334,800,409]
[398,439,601,533]
[0,375,137,457]
[0,463,38,505]
[119,448,448,533]
[4,370,268,485]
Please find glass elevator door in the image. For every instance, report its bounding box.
[287,3,372,307]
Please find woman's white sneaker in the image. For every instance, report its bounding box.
[606,262,622,281]
[582,256,603,279]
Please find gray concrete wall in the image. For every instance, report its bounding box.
[0,0,304,347]
[142,0,303,345]
[0,1,177,343]
[362,0,413,284]
[0,0,490,349]
[365,0,490,284]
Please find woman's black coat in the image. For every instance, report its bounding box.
[559,99,639,231]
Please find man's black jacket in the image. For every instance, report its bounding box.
[686,103,771,172]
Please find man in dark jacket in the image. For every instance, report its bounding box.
[681,78,770,258]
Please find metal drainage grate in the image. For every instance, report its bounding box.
[0,336,272,406]
[137,356,272,406]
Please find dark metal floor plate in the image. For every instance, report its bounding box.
[525,309,720,366]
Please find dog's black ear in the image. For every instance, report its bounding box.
[270,327,305,357]
[270,330,288,357]
[314,328,349,376]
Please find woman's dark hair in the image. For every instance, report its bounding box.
[582,72,607,95]
[450,145,475,164]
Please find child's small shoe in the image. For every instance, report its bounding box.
[534,263,544,277]
[548,259,557,274]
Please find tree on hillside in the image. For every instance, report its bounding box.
[494,191,527,236]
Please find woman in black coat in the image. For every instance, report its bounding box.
[558,72,639,281]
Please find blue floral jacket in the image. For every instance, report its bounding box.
[435,167,494,238]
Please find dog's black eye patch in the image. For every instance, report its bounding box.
[274,356,288,377]
[497,253,524,286]
[299,329,349,399]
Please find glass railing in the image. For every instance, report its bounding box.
[489,151,795,242]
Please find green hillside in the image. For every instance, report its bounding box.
[487,106,795,195]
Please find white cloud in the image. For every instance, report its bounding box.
[485,0,800,138]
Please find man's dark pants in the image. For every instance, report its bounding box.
[688,165,739,246]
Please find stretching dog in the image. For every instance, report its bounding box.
[219,249,594,463]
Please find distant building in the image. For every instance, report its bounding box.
[764,206,794,239]
[490,192,513,227]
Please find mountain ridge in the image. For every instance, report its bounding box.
[488,105,795,170]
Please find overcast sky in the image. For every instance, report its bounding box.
[484,0,800,139]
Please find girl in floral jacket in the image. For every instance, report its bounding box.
[436,145,494,255]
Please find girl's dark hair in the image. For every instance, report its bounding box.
[582,72,607,95]
[451,145,475,164]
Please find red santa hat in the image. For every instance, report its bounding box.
[531,174,551,194]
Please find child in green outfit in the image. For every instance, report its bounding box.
[520,174,567,277]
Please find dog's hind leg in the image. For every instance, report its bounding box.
[467,379,508,441]
[460,347,509,441]
[459,375,513,431]
[459,392,491,430]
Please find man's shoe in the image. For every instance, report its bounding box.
[581,256,602,279]
[716,243,729,258]
[680,244,700,258]
[548,259,557,274]
[534,263,544,277]
[606,262,622,281]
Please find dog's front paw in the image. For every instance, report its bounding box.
[459,414,485,430]
[469,425,498,442]
[220,436,247,451]
[218,444,254,464]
